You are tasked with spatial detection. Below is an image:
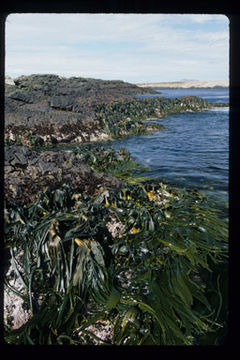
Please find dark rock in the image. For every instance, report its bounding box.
[13,74,61,89]
[10,154,28,168]
[49,96,74,111]
[5,146,33,167]
[28,157,39,165]
[4,145,122,205]
[5,74,157,139]
[76,163,93,178]
[7,90,33,104]
[37,159,58,175]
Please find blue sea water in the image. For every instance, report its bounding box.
[136,87,229,104]
[111,88,229,208]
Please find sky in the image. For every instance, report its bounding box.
[5,13,229,83]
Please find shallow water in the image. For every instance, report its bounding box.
[53,89,229,211]
[111,88,229,209]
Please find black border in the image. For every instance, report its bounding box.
[0,0,239,356]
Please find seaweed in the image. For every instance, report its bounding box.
[4,147,228,345]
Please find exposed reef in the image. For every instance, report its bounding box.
[4,74,214,206]
[5,74,212,146]
[4,75,228,346]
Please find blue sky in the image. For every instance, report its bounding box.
[5,13,229,83]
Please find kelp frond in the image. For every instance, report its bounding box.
[4,150,228,345]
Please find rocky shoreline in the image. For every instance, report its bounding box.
[5,74,214,146]
[5,74,156,144]
[4,74,228,345]
[4,74,215,208]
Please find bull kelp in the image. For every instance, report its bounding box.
[4,145,228,345]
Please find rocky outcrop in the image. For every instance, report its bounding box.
[4,145,122,205]
[5,74,156,122]
[5,74,157,145]
[5,75,215,147]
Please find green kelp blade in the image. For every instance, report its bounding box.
[170,272,193,307]
[138,302,166,344]
[106,288,121,310]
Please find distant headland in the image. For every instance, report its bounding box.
[136,80,229,89]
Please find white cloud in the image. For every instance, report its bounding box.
[175,14,228,24]
[5,13,229,82]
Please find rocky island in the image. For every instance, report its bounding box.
[4,74,228,345]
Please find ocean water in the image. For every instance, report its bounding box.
[111,88,229,209]
[136,87,229,104]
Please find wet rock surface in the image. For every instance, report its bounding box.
[4,145,122,205]
[5,74,212,146]
[5,74,156,143]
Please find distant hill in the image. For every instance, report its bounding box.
[136,80,229,89]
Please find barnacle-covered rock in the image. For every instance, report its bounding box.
[4,145,122,205]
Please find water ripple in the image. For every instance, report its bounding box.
[111,89,229,204]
